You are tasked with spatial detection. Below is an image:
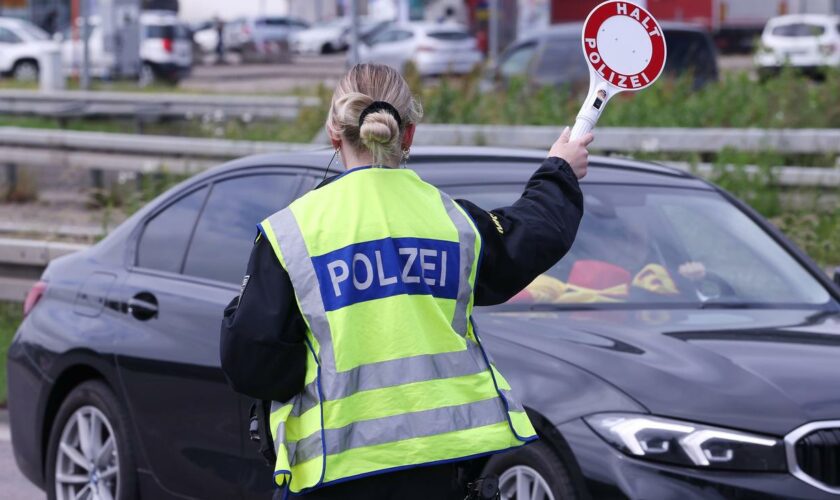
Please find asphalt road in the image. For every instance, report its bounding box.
[0,410,44,499]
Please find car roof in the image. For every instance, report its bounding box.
[394,22,469,33]
[191,146,711,190]
[767,14,840,25]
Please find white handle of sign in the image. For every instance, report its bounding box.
[570,80,610,141]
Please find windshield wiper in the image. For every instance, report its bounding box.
[698,301,754,310]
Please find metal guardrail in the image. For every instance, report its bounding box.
[409,125,840,155]
[0,237,87,302]
[0,126,320,175]
[0,125,838,188]
[0,89,319,124]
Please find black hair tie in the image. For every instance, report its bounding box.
[358,101,402,129]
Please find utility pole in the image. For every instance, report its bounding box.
[349,0,360,66]
[488,0,499,65]
[81,0,90,90]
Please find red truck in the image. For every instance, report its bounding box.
[549,0,808,53]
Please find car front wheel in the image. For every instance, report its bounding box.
[483,441,577,500]
[13,60,39,81]
[46,380,138,500]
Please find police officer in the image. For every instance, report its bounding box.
[220,63,592,499]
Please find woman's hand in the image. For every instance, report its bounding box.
[549,127,594,180]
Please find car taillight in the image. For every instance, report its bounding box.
[417,44,436,52]
[162,37,173,53]
[819,43,836,55]
[23,281,47,317]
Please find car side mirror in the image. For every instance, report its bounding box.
[834,267,840,288]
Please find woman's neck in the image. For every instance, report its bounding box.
[340,147,397,170]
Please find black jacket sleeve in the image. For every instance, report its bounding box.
[219,237,307,403]
[455,156,583,306]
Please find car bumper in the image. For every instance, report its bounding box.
[558,419,838,499]
[6,335,51,490]
[151,62,192,82]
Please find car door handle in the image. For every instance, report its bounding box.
[128,292,158,321]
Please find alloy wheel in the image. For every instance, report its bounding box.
[499,465,556,500]
[55,405,120,500]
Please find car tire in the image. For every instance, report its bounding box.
[482,441,577,500]
[138,63,156,88]
[45,380,138,500]
[12,60,39,82]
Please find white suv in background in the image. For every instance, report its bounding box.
[755,14,840,77]
[61,11,192,86]
[0,17,58,81]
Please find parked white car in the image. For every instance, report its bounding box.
[61,11,192,85]
[755,14,840,76]
[356,23,482,76]
[0,17,59,81]
[291,18,350,54]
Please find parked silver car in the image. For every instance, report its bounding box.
[356,22,482,76]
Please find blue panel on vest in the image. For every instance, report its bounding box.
[312,237,461,311]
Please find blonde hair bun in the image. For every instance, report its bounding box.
[360,110,399,147]
[326,64,423,167]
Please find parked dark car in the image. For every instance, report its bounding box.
[8,148,840,500]
[483,22,720,92]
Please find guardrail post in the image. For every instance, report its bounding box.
[4,163,17,198]
[91,168,104,192]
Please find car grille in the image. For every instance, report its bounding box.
[794,428,840,488]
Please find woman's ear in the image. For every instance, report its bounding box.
[402,123,416,150]
[328,130,342,150]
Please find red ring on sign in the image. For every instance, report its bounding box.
[581,1,667,89]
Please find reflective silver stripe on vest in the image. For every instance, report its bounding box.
[440,192,476,336]
[292,340,489,416]
[266,209,338,374]
[291,396,508,464]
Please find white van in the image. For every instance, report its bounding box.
[61,10,192,85]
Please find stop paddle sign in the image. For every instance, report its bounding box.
[570,1,667,140]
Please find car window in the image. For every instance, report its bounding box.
[450,185,831,308]
[663,30,716,79]
[368,29,395,44]
[183,174,300,284]
[392,30,413,42]
[137,187,209,274]
[21,22,48,40]
[499,42,538,78]
[534,37,587,82]
[0,27,21,43]
[427,31,470,41]
[771,23,826,37]
[145,24,191,39]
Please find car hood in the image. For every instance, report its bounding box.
[476,308,840,436]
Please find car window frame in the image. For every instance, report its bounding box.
[180,171,307,286]
[497,40,540,80]
[128,166,312,288]
[132,184,211,279]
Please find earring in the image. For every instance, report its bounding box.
[401,148,410,168]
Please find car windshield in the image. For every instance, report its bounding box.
[452,184,832,309]
[17,21,49,40]
[771,22,826,37]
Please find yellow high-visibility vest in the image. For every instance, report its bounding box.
[259,166,537,493]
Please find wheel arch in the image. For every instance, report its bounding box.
[41,352,123,478]
[525,406,593,500]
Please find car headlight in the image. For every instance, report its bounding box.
[585,413,786,471]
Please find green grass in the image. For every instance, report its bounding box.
[0,302,23,406]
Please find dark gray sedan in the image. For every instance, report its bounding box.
[8,148,840,500]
